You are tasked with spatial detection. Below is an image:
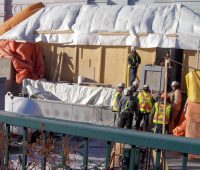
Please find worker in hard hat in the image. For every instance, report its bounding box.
[150,93,172,133]
[169,81,182,133]
[136,84,153,131]
[112,83,125,112]
[130,80,139,97]
[118,87,136,129]
[127,47,141,86]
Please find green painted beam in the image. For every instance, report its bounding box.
[0,111,200,155]
[5,124,10,168]
[105,141,111,169]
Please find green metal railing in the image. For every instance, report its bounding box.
[0,110,200,170]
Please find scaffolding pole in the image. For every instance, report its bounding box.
[197,40,200,69]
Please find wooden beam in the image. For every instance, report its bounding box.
[98,32,130,36]
[166,33,177,37]
[34,30,74,34]
[125,46,129,87]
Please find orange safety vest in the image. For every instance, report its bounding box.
[153,102,171,125]
[137,91,152,112]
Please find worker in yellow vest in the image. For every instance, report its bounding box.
[150,93,172,133]
[136,84,153,131]
[128,47,141,86]
[112,83,125,112]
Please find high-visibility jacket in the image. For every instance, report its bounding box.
[128,53,141,68]
[120,99,133,114]
[137,91,152,112]
[112,92,122,111]
[153,102,171,125]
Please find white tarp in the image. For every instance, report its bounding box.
[22,79,115,107]
[1,4,200,49]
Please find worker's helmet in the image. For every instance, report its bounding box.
[132,80,139,87]
[171,81,179,87]
[124,88,131,96]
[131,46,136,52]
[118,83,125,89]
[160,93,170,99]
[143,84,149,90]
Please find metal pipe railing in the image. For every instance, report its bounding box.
[0,110,200,170]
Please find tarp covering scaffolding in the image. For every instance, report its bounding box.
[23,79,115,107]
[0,4,200,50]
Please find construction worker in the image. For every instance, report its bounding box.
[128,47,141,86]
[150,93,172,134]
[112,83,125,112]
[136,84,153,131]
[130,80,139,97]
[112,83,125,127]
[118,88,136,129]
[169,81,182,133]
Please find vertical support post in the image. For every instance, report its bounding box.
[5,124,10,168]
[74,46,79,82]
[196,40,200,69]
[22,127,27,170]
[41,131,47,170]
[182,153,188,170]
[62,134,66,165]
[83,137,88,169]
[154,149,161,170]
[98,46,103,83]
[125,46,129,87]
[105,141,111,169]
[129,145,136,170]
[162,58,169,134]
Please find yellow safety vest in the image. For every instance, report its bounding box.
[112,92,122,111]
[128,53,140,66]
[153,102,171,125]
[137,91,152,112]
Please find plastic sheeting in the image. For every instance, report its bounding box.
[0,4,200,50]
[0,40,45,84]
[23,79,115,107]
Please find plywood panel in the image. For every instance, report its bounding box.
[40,43,77,82]
[102,46,128,86]
[40,43,55,80]
[56,45,77,82]
[40,43,156,86]
[78,46,101,82]
[181,50,197,91]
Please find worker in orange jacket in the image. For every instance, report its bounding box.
[169,81,182,133]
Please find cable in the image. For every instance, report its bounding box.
[170,58,200,71]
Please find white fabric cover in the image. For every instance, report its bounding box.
[1,4,200,49]
[23,79,116,107]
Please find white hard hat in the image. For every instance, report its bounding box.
[124,88,131,96]
[132,80,139,87]
[131,46,136,52]
[143,84,149,88]
[118,83,125,88]
[171,81,179,86]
